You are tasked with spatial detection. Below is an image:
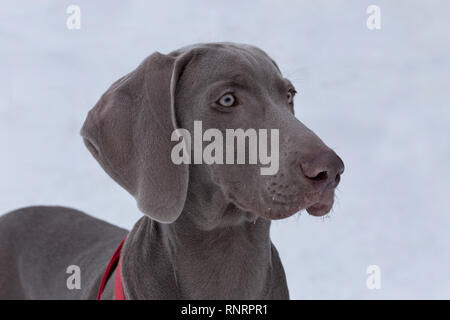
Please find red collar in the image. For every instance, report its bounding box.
[97,237,127,300]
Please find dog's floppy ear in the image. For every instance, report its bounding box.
[81,51,191,223]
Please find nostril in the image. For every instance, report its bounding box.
[310,171,328,181]
[335,173,341,186]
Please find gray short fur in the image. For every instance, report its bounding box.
[0,43,344,299]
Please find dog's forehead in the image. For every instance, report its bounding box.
[181,43,282,84]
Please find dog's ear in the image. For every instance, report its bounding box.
[81,51,192,223]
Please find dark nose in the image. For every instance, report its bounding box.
[300,150,344,188]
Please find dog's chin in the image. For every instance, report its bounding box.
[231,196,299,220]
[229,190,335,220]
[260,200,304,220]
[306,202,332,217]
[262,191,335,219]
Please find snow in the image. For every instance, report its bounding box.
[1,0,449,299]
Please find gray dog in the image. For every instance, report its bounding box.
[0,43,344,299]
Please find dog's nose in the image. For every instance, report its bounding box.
[300,150,344,188]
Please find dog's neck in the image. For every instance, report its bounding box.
[121,205,289,299]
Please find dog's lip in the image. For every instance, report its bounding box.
[306,202,331,216]
[230,190,332,220]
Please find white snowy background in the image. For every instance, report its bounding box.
[1,0,449,299]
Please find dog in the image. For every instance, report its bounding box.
[0,42,344,299]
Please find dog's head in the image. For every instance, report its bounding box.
[81,42,344,225]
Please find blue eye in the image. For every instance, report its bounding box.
[218,93,236,107]
[287,89,297,105]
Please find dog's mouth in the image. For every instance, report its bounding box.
[305,187,336,216]
[226,181,337,220]
[305,200,333,217]
[261,187,336,219]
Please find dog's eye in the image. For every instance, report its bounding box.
[287,89,297,105]
[218,93,237,107]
